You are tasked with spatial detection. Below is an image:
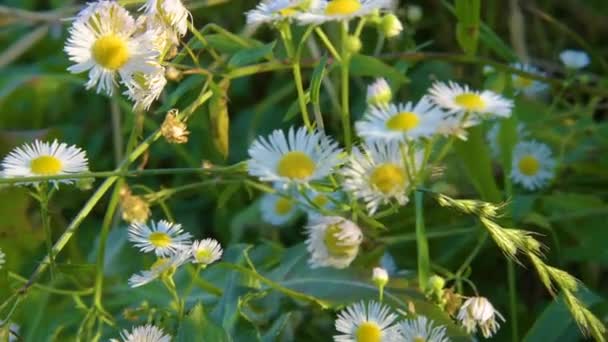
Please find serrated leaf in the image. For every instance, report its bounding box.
[228,42,275,68]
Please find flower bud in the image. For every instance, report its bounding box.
[381,14,403,38]
[161,109,190,144]
[406,5,423,23]
[372,267,389,287]
[345,35,362,54]
[366,78,392,106]
[429,275,446,291]
[165,66,183,82]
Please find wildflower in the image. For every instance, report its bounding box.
[366,78,392,107]
[0,248,5,270]
[120,189,151,224]
[140,0,191,38]
[299,188,340,217]
[485,122,528,158]
[191,238,223,266]
[128,220,192,257]
[110,324,171,342]
[248,126,343,187]
[457,296,505,338]
[356,98,446,143]
[559,49,590,70]
[246,0,310,25]
[261,192,299,225]
[334,300,398,342]
[428,81,513,118]
[305,216,362,269]
[342,141,419,214]
[128,249,191,287]
[389,316,449,342]
[123,67,168,111]
[511,140,555,190]
[296,0,393,25]
[511,63,548,97]
[380,14,402,38]
[161,109,190,144]
[1,140,89,187]
[372,267,389,298]
[434,114,476,140]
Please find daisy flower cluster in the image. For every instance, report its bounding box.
[64,0,191,110]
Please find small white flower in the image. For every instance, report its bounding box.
[356,98,446,143]
[486,122,528,158]
[260,189,299,225]
[434,114,477,141]
[296,0,393,25]
[389,316,449,342]
[559,49,590,70]
[140,0,191,37]
[334,300,398,342]
[110,324,171,342]
[510,140,555,191]
[372,267,388,286]
[1,140,89,187]
[366,78,392,106]
[341,141,420,214]
[298,188,341,217]
[246,0,309,25]
[191,238,223,265]
[428,81,513,118]
[128,220,192,257]
[458,296,505,338]
[305,216,362,269]
[511,63,548,97]
[248,126,343,187]
[65,1,162,97]
[123,64,168,111]
[0,248,5,270]
[128,249,191,288]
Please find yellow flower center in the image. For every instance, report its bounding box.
[513,76,533,89]
[355,321,382,342]
[92,34,130,70]
[148,232,172,248]
[325,0,361,15]
[195,248,212,261]
[386,112,420,131]
[274,197,294,215]
[518,155,540,176]
[454,93,486,111]
[324,224,357,257]
[413,337,426,342]
[312,194,329,208]
[369,163,406,194]
[277,151,316,180]
[30,155,63,175]
[151,258,169,271]
[278,7,298,16]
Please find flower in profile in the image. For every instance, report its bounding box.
[191,238,223,266]
[299,188,341,217]
[161,109,190,144]
[559,49,590,70]
[334,300,398,342]
[380,13,403,38]
[356,98,446,143]
[485,122,528,158]
[372,267,388,287]
[1,140,89,187]
[510,140,555,190]
[123,67,168,111]
[261,192,299,225]
[305,216,362,269]
[457,296,505,338]
[246,0,310,25]
[140,0,191,38]
[342,141,419,214]
[389,316,449,342]
[428,81,513,118]
[65,1,162,97]
[110,324,171,342]
[128,220,192,257]
[511,63,548,97]
[296,0,393,25]
[434,114,477,141]
[366,78,392,107]
[0,248,5,270]
[128,249,191,287]
[248,126,343,187]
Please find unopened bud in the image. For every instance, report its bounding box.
[406,5,423,23]
[381,14,403,38]
[366,78,392,106]
[366,9,382,24]
[161,109,190,144]
[372,267,389,287]
[429,275,446,291]
[345,35,362,54]
[165,66,183,82]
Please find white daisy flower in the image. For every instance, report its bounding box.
[389,316,449,342]
[260,192,299,225]
[434,113,477,141]
[341,141,420,214]
[248,126,343,187]
[246,0,309,25]
[191,238,223,265]
[1,140,89,187]
[128,249,191,288]
[511,63,548,97]
[298,188,341,217]
[110,324,171,342]
[486,122,528,158]
[0,248,5,270]
[510,140,555,191]
[457,296,505,338]
[305,216,362,269]
[123,64,168,111]
[428,81,513,118]
[559,49,590,70]
[140,0,191,37]
[65,1,162,96]
[366,78,392,107]
[296,0,393,25]
[356,98,446,143]
[128,219,192,257]
[334,300,398,342]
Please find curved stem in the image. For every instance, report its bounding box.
[415,191,430,291]
[38,185,55,279]
[340,21,352,151]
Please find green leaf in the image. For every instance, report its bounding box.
[209,79,231,159]
[261,313,291,342]
[454,0,481,55]
[349,54,408,86]
[228,42,275,68]
[309,55,328,105]
[201,34,261,54]
[177,303,231,342]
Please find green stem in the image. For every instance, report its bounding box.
[9,272,93,296]
[508,259,518,342]
[292,62,313,129]
[314,27,342,62]
[340,21,352,151]
[164,277,184,320]
[38,185,55,279]
[456,231,487,277]
[415,191,430,291]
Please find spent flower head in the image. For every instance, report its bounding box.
[457,296,505,338]
[161,109,190,144]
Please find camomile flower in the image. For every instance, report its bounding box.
[428,81,513,118]
[0,248,5,270]
[246,0,310,25]
[65,1,162,96]
[296,0,393,25]
[140,0,191,39]
[248,126,343,187]
[434,114,477,141]
[123,66,168,111]
[457,296,505,338]
[486,122,528,158]
[511,63,548,97]
[334,300,398,342]
[191,238,223,266]
[128,249,191,288]
[341,141,420,214]
[559,49,590,70]
[366,78,392,106]
[128,219,192,257]
[110,324,171,342]
[306,216,362,269]
[1,140,89,187]
[298,188,341,217]
[260,192,299,225]
[388,316,449,342]
[356,98,446,143]
[510,140,555,191]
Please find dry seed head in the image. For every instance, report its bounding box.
[161,109,190,144]
[120,188,151,224]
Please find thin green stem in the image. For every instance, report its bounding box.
[9,272,93,296]
[38,185,55,279]
[292,62,313,129]
[163,277,184,320]
[340,21,352,151]
[508,260,518,342]
[415,191,430,291]
[456,231,488,277]
[314,27,342,62]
